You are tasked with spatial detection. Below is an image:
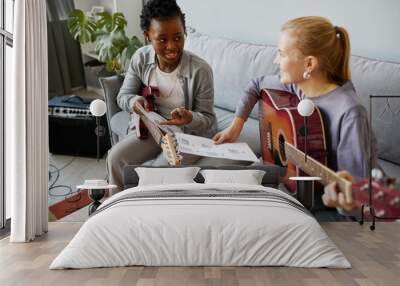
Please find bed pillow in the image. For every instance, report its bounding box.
[200,169,266,185]
[135,167,201,186]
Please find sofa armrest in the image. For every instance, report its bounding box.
[99,75,124,145]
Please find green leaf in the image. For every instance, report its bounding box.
[105,58,124,74]
[95,29,129,63]
[96,12,127,33]
[68,10,142,73]
[119,36,143,71]
[96,12,113,32]
[112,13,128,31]
[67,9,96,44]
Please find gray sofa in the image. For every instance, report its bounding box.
[100,29,400,179]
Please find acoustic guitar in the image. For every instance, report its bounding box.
[259,88,400,221]
[259,88,327,193]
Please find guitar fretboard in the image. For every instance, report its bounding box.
[285,142,352,199]
[140,115,181,166]
[140,115,163,144]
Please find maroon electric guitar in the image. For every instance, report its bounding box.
[136,85,160,139]
[134,85,182,166]
[259,88,327,193]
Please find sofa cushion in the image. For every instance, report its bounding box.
[378,159,400,179]
[351,56,400,165]
[185,31,279,119]
[110,111,129,141]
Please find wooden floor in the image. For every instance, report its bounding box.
[1,222,399,286]
[48,154,107,206]
[48,154,107,222]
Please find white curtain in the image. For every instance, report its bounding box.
[7,0,48,242]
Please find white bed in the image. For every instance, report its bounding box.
[50,183,351,269]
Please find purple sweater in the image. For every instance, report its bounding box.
[235,75,378,179]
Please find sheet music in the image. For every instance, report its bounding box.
[135,105,258,162]
[175,133,259,162]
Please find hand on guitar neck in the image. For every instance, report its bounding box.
[133,97,154,114]
[285,142,400,218]
[322,170,356,212]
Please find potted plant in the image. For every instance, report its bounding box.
[68,9,143,74]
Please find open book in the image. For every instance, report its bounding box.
[135,104,259,164]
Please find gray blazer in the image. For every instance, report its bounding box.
[117,45,217,138]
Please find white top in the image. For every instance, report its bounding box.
[149,65,185,119]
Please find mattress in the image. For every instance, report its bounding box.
[50,183,350,269]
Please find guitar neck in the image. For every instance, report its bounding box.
[140,115,181,166]
[285,142,352,197]
[161,133,181,166]
[140,115,164,144]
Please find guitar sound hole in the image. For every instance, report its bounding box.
[278,134,287,165]
[273,151,282,166]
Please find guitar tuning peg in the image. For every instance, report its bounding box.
[360,183,369,192]
[374,190,385,200]
[390,197,400,206]
[376,209,385,218]
[385,177,397,189]
[371,168,383,181]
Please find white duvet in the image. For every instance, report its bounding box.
[50,183,351,269]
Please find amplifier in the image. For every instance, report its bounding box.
[48,95,92,117]
[48,106,92,117]
[49,95,111,158]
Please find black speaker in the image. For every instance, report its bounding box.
[49,96,111,158]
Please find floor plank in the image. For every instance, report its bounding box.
[1,222,399,286]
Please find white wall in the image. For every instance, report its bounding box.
[74,0,101,13]
[114,0,145,41]
[177,0,400,62]
[74,0,144,41]
[74,0,115,13]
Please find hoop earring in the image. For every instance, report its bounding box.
[303,71,311,80]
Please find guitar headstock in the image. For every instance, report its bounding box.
[141,85,160,99]
[352,177,400,219]
[161,133,182,166]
